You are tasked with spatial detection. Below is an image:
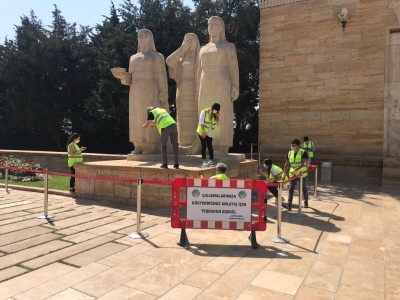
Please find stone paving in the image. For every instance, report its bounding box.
[0,182,399,299]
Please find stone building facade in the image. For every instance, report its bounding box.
[259,0,400,184]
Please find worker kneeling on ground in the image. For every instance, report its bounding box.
[210,163,229,179]
[258,158,288,208]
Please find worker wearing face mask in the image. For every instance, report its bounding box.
[282,139,309,211]
[302,136,315,167]
[67,133,87,193]
[197,103,220,168]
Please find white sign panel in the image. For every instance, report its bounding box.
[187,187,251,222]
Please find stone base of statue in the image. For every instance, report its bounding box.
[126,152,245,164]
[74,154,257,209]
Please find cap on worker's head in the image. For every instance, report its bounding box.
[304,136,309,141]
[291,138,301,145]
[212,103,220,111]
[146,106,155,112]
[264,158,272,166]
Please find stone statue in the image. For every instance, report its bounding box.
[166,33,200,147]
[197,16,239,154]
[111,29,168,154]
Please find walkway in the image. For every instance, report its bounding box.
[0,182,399,299]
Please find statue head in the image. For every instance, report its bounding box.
[137,29,156,53]
[183,33,200,56]
[208,16,226,42]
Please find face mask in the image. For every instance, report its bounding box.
[213,110,217,114]
[291,146,296,151]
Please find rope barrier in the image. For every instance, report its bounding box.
[1,165,138,184]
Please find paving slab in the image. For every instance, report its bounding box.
[0,263,76,299]
[0,240,72,270]
[13,262,109,300]
[0,226,53,247]
[63,242,129,267]
[0,266,28,283]
[0,232,62,253]
[21,234,120,269]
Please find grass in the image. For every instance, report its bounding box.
[0,175,70,191]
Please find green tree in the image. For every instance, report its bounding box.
[0,7,93,151]
[82,3,134,153]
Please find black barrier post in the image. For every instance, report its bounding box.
[38,169,54,220]
[128,178,149,239]
[178,228,189,246]
[249,231,258,249]
[269,182,290,243]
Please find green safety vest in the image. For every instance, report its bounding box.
[151,108,176,135]
[288,149,308,177]
[302,141,314,158]
[67,142,83,167]
[196,109,217,137]
[269,164,284,182]
[215,173,229,180]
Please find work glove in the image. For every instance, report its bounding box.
[201,132,206,139]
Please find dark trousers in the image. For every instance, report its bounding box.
[198,134,213,160]
[161,123,179,164]
[288,176,308,205]
[267,185,278,198]
[70,166,75,188]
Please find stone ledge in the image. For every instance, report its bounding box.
[74,159,258,208]
[126,153,245,164]
[259,0,302,9]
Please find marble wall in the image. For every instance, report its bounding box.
[259,0,400,185]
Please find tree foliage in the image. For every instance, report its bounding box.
[0,0,259,154]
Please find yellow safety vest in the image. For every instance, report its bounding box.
[302,141,314,158]
[215,173,229,180]
[269,164,285,182]
[288,149,307,177]
[196,109,217,137]
[151,108,176,135]
[67,142,83,167]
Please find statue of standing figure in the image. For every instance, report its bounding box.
[166,33,200,147]
[197,16,239,154]
[111,29,168,154]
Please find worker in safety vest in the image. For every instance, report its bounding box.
[302,136,315,167]
[197,103,220,168]
[210,162,229,179]
[143,107,179,169]
[67,133,87,192]
[258,158,288,207]
[282,138,309,211]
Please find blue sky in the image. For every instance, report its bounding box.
[0,0,194,41]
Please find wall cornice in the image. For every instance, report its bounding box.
[259,0,302,9]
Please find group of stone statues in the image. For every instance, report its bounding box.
[111,16,239,155]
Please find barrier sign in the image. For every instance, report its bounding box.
[171,178,267,248]
[187,187,251,222]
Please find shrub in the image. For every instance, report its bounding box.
[0,155,44,182]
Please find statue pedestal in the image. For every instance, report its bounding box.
[126,153,245,164]
[74,155,257,209]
